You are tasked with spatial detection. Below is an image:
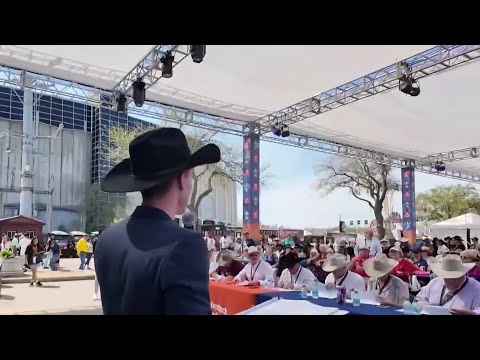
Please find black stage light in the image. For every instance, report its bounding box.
[272,124,281,136]
[191,45,206,63]
[434,161,445,172]
[161,51,174,78]
[281,125,290,138]
[116,93,127,112]
[399,75,421,97]
[132,78,146,107]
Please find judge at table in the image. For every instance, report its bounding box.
[277,252,317,291]
[323,253,366,298]
[214,250,245,280]
[234,246,273,287]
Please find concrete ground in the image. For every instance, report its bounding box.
[0,274,102,315]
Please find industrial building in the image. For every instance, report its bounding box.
[0,85,237,233]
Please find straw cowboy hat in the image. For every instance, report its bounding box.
[430,254,475,279]
[389,245,403,254]
[101,127,221,193]
[216,250,238,266]
[460,249,480,262]
[359,245,369,251]
[319,244,329,253]
[400,237,409,243]
[322,253,350,272]
[247,246,260,255]
[363,254,398,278]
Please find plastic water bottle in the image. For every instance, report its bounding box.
[312,280,319,299]
[300,285,308,299]
[352,290,361,307]
[411,299,421,315]
[403,300,412,315]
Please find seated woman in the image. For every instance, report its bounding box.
[363,254,409,307]
[214,250,245,281]
[303,244,331,283]
[349,245,370,279]
[263,244,279,267]
[460,249,480,282]
[412,248,429,271]
[389,245,420,283]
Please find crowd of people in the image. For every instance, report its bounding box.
[206,230,480,314]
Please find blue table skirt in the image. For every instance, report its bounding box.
[256,291,402,315]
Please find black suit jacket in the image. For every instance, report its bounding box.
[95,206,211,315]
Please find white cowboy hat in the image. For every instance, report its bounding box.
[363,254,398,278]
[322,253,350,272]
[388,245,403,254]
[430,254,475,279]
[216,250,237,266]
[247,246,259,255]
[359,245,369,251]
[400,237,409,243]
[319,244,329,253]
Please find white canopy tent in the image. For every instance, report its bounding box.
[429,213,480,241]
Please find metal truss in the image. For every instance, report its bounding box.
[255,45,480,134]
[0,63,480,183]
[422,146,480,163]
[112,45,190,98]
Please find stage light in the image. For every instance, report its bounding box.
[132,78,146,107]
[272,124,282,136]
[434,161,445,172]
[161,51,174,78]
[191,45,206,63]
[399,75,421,97]
[281,126,290,138]
[116,93,127,112]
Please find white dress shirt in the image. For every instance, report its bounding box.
[278,266,317,291]
[354,238,383,258]
[206,237,216,251]
[325,270,366,298]
[234,260,273,287]
[19,236,31,256]
[220,236,231,250]
[416,276,480,314]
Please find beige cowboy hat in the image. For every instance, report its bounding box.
[388,245,403,254]
[363,254,398,278]
[359,245,369,251]
[247,246,260,255]
[216,250,237,266]
[319,244,329,253]
[322,253,350,272]
[460,249,480,262]
[400,237,409,243]
[430,254,475,279]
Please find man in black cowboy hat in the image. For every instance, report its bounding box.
[277,252,317,291]
[95,127,220,315]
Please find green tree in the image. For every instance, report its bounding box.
[85,183,127,232]
[315,158,399,239]
[107,125,272,229]
[416,184,480,221]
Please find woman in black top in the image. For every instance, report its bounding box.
[25,237,44,287]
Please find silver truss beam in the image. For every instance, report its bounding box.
[422,146,480,163]
[112,45,190,98]
[255,45,480,134]
[0,64,479,183]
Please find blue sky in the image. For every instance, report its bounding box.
[215,132,471,229]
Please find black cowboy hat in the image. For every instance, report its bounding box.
[101,128,221,193]
[282,252,304,268]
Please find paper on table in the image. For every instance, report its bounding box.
[311,282,337,299]
[356,290,381,306]
[421,305,451,315]
[246,299,341,315]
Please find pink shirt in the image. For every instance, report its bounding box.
[416,276,480,314]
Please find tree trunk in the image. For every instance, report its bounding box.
[374,205,386,240]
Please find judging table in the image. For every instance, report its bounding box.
[256,291,403,315]
[209,280,271,315]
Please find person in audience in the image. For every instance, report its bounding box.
[354,230,382,258]
[451,236,466,252]
[363,254,409,307]
[380,239,391,256]
[214,250,244,280]
[181,212,196,230]
[416,254,480,315]
[205,232,216,251]
[324,253,365,298]
[399,237,410,257]
[294,244,306,258]
[470,237,479,250]
[234,246,274,287]
[300,248,324,283]
[349,245,370,279]
[421,246,435,269]
[263,244,278,266]
[282,235,295,248]
[460,249,480,282]
[234,237,242,255]
[412,248,429,271]
[389,245,420,283]
[25,236,44,287]
[277,252,317,291]
[208,248,218,276]
[435,245,450,261]
[337,244,351,261]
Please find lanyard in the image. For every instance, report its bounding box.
[249,261,261,281]
[290,268,303,285]
[378,275,391,295]
[336,271,349,287]
[439,277,468,306]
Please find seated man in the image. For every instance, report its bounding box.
[460,249,480,282]
[277,252,317,291]
[214,250,245,281]
[234,246,274,287]
[323,253,365,298]
[416,254,480,315]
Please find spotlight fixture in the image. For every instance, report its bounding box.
[434,161,446,172]
[132,78,146,107]
[281,125,290,138]
[191,45,206,63]
[399,75,420,97]
[272,124,282,136]
[161,51,174,78]
[116,93,127,112]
